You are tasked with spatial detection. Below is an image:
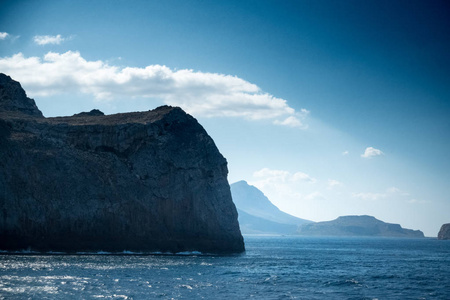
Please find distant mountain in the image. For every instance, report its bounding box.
[231,180,312,234]
[297,215,424,238]
[438,223,450,240]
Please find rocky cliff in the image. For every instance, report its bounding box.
[438,223,450,240]
[0,73,244,254]
[297,215,424,238]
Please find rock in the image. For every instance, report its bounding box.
[72,109,105,117]
[0,73,244,254]
[297,215,424,238]
[0,73,43,117]
[438,223,450,240]
[231,180,312,234]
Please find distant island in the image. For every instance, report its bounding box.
[231,180,312,234]
[232,181,424,238]
[0,73,244,254]
[298,215,424,238]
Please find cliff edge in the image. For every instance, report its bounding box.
[0,73,244,254]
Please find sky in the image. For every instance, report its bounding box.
[1,0,449,236]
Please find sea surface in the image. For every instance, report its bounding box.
[1,236,449,299]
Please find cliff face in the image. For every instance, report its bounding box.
[297,215,424,238]
[438,224,450,240]
[0,73,244,254]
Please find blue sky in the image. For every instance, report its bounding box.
[1,0,449,236]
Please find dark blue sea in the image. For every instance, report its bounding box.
[1,236,449,299]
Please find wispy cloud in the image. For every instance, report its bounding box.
[353,187,411,201]
[274,109,309,128]
[406,199,431,204]
[387,187,409,196]
[33,34,68,45]
[361,147,384,158]
[0,51,307,126]
[253,168,317,186]
[274,114,308,129]
[304,191,326,201]
[0,32,9,40]
[352,192,387,201]
[327,179,342,189]
[342,150,349,156]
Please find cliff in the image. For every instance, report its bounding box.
[0,74,43,117]
[297,215,424,238]
[438,223,450,240]
[231,180,311,234]
[0,73,244,254]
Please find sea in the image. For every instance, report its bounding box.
[1,236,449,299]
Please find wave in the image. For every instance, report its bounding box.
[0,249,207,256]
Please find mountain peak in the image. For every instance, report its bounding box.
[233,180,248,185]
[0,73,43,117]
[231,180,312,234]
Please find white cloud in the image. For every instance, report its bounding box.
[361,147,384,158]
[0,51,307,125]
[33,34,66,45]
[291,172,316,183]
[342,150,349,156]
[327,179,342,189]
[273,109,309,128]
[0,32,9,40]
[274,116,304,128]
[253,168,316,186]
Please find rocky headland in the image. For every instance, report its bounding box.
[0,73,244,254]
[297,215,424,238]
[438,223,450,240]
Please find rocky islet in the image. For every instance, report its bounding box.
[0,73,244,254]
[297,215,424,238]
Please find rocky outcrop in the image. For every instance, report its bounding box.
[438,224,450,240]
[0,74,43,117]
[0,73,244,254]
[72,109,105,117]
[297,215,424,238]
